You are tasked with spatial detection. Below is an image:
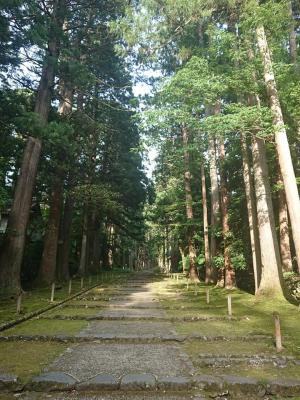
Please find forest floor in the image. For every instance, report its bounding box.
[0,271,300,399]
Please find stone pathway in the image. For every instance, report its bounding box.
[1,271,300,399]
[41,272,197,397]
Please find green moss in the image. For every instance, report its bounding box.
[2,319,87,336]
[0,270,132,326]
[197,363,300,380]
[162,278,300,357]
[184,339,275,356]
[0,342,66,382]
[44,306,102,317]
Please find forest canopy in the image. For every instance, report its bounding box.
[0,0,300,302]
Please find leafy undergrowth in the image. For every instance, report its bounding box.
[0,342,66,383]
[1,318,87,336]
[162,277,300,358]
[0,270,132,326]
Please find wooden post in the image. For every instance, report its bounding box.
[89,276,92,286]
[206,288,210,304]
[227,294,232,317]
[186,279,189,291]
[17,292,22,314]
[194,283,197,296]
[68,279,72,295]
[81,277,84,289]
[273,312,283,352]
[50,283,55,303]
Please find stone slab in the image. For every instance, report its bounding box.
[157,376,192,390]
[78,320,175,337]
[268,378,300,396]
[77,374,118,391]
[96,308,167,319]
[221,375,262,394]
[0,373,21,391]
[120,373,156,390]
[30,372,77,391]
[48,343,193,381]
[109,300,161,308]
[194,375,223,390]
[21,394,207,400]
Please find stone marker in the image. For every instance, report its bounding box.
[273,312,283,352]
[194,283,198,296]
[50,283,55,303]
[68,279,72,295]
[16,292,22,314]
[206,288,210,304]
[227,294,232,317]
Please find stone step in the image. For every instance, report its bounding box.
[19,392,207,400]
[3,372,300,397]
[194,354,299,367]
[39,314,246,322]
[0,333,272,344]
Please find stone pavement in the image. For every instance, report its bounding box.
[43,272,197,395]
[1,271,300,399]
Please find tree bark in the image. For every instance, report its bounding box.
[252,136,284,296]
[179,245,186,273]
[37,179,64,285]
[182,125,199,281]
[218,139,236,289]
[201,165,211,283]
[208,134,220,284]
[289,1,297,64]
[78,210,88,276]
[256,24,300,274]
[278,172,293,273]
[0,0,66,291]
[56,193,73,281]
[240,131,261,293]
[0,138,41,291]
[38,75,73,284]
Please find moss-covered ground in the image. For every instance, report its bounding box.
[43,305,103,317]
[0,342,67,383]
[1,318,88,336]
[0,270,131,326]
[160,276,300,386]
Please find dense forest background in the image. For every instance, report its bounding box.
[0,0,300,302]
